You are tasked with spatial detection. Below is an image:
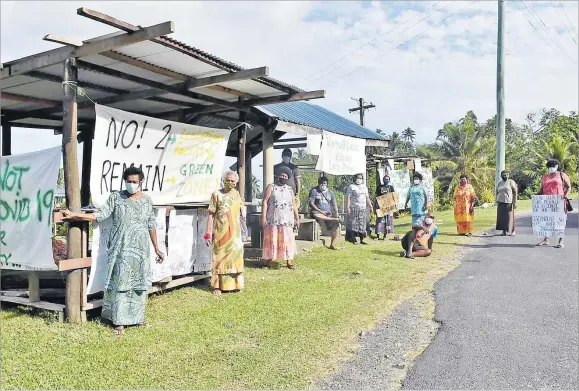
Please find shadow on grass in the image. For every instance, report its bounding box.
[372,250,403,257]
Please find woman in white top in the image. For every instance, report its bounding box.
[345,173,373,245]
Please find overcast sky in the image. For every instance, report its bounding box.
[1,0,578,172]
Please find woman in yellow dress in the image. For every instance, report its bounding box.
[454,174,476,236]
[205,170,245,296]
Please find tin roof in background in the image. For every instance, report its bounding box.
[257,101,388,141]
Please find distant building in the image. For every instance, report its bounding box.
[54,184,65,209]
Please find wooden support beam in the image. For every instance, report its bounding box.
[237,109,247,202]
[1,22,175,78]
[245,150,253,202]
[0,92,59,107]
[76,60,249,112]
[1,124,11,156]
[185,67,268,89]
[43,34,83,47]
[274,143,306,149]
[57,257,92,271]
[62,58,83,324]
[262,127,275,190]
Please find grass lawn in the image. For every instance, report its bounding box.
[1,200,531,390]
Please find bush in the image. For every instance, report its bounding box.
[52,238,67,261]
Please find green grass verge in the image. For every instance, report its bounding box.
[1,200,531,390]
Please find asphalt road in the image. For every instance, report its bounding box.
[403,203,579,390]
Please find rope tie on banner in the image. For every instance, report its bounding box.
[62,81,96,105]
[228,122,254,132]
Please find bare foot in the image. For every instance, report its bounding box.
[212,289,222,296]
[113,326,124,336]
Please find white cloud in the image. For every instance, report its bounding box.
[1,0,578,157]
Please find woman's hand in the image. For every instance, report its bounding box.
[469,205,475,214]
[295,218,300,230]
[261,215,267,227]
[154,248,165,263]
[60,209,76,221]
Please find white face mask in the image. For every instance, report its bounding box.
[425,218,434,225]
[282,156,291,164]
[320,184,328,191]
[414,179,420,185]
[355,179,363,185]
[548,166,558,174]
[125,181,140,194]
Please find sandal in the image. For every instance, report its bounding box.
[113,326,125,336]
[536,241,549,247]
[287,262,296,270]
[555,243,564,248]
[212,289,222,296]
[328,245,338,250]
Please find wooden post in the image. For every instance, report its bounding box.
[245,150,253,202]
[262,127,274,190]
[237,111,247,201]
[1,124,11,156]
[62,58,83,324]
[28,272,40,302]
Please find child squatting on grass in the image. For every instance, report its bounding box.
[400,213,438,259]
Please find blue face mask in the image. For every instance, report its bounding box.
[383,178,390,185]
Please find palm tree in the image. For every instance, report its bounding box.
[434,112,496,193]
[534,135,577,173]
[402,127,416,144]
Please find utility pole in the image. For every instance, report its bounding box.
[495,0,506,195]
[349,97,375,126]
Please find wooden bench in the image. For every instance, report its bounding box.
[297,219,319,242]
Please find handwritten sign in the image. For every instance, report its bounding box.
[0,147,61,270]
[377,192,399,215]
[417,167,434,206]
[91,104,232,208]
[532,195,567,238]
[388,168,411,210]
[315,131,366,175]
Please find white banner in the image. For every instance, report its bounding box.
[87,207,211,294]
[388,168,411,210]
[91,104,232,207]
[417,167,434,206]
[315,131,366,175]
[306,134,322,156]
[0,147,61,270]
[532,195,567,238]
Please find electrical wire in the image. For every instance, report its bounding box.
[308,1,453,85]
[558,1,578,41]
[324,1,475,87]
[520,0,575,62]
[303,1,443,81]
[551,2,578,45]
[509,0,561,58]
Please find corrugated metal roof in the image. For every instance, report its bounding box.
[257,101,388,141]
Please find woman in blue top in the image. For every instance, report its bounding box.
[404,172,429,225]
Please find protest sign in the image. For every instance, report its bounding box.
[376,192,399,215]
[0,147,61,270]
[532,195,566,238]
[91,104,232,207]
[315,131,366,175]
[388,168,411,210]
[306,134,322,156]
[417,167,434,206]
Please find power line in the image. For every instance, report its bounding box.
[520,0,575,63]
[551,2,578,44]
[510,0,569,61]
[324,1,475,87]
[308,1,453,85]
[303,1,443,82]
[559,1,579,41]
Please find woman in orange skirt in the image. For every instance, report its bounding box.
[454,174,476,236]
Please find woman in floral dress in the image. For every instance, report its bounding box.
[62,167,164,335]
[346,173,373,245]
[261,166,300,269]
[454,174,476,236]
[205,171,245,296]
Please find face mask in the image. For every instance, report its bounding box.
[320,185,328,191]
[460,179,467,185]
[383,179,390,185]
[425,218,434,225]
[125,182,139,194]
[355,179,363,185]
[501,175,508,181]
[282,156,291,164]
[278,178,288,185]
[548,166,557,174]
[224,183,235,191]
[413,179,420,185]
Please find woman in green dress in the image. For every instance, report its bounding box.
[62,167,164,335]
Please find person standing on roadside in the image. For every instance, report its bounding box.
[375,174,395,240]
[274,148,302,210]
[536,159,572,248]
[495,170,518,236]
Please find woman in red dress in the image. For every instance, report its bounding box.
[536,159,571,248]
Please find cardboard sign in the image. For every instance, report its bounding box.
[0,147,61,270]
[376,192,399,215]
[91,104,232,207]
[532,195,566,238]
